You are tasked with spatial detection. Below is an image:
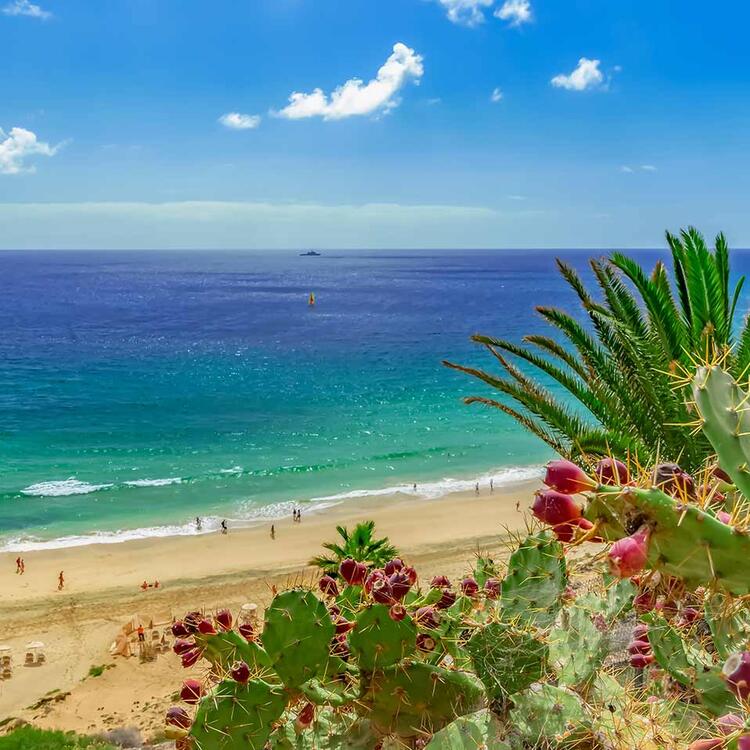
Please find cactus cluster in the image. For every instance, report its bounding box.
[164,363,750,748]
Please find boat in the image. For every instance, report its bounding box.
[300,250,322,257]
[309,293,316,306]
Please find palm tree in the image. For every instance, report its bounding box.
[444,228,749,472]
[310,520,399,576]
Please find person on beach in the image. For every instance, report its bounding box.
[475,482,480,495]
[271,524,276,540]
[196,517,202,531]
[221,520,228,534]
[58,571,65,590]
[413,483,417,492]
[20,559,25,575]
[490,478,494,494]
[15,557,21,574]
[137,625,145,643]
[140,580,149,591]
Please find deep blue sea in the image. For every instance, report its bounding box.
[0,249,671,551]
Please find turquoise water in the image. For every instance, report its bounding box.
[0,250,593,550]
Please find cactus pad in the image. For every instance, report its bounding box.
[508,684,588,746]
[348,604,416,670]
[197,630,271,672]
[499,532,567,629]
[261,589,335,688]
[189,678,287,750]
[424,710,509,749]
[467,622,547,700]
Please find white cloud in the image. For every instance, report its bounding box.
[621,164,657,174]
[435,0,494,26]
[507,194,526,200]
[490,87,503,103]
[0,127,58,174]
[551,58,604,91]
[2,0,51,19]
[276,43,423,121]
[495,0,532,26]
[218,112,261,130]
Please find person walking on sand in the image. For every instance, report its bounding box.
[20,559,25,575]
[58,571,65,590]
[221,520,228,535]
[490,478,494,494]
[270,524,276,540]
[196,516,202,531]
[475,482,480,495]
[15,557,21,574]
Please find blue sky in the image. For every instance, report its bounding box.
[1,0,750,249]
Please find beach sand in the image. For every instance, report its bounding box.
[0,478,538,739]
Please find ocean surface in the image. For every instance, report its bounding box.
[0,248,665,552]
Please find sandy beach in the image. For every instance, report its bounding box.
[0,478,538,739]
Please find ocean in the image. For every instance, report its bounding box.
[0,248,656,552]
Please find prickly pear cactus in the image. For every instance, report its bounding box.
[348,604,416,670]
[424,710,509,749]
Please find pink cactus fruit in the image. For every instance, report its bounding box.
[180,648,203,668]
[632,623,649,641]
[166,707,192,729]
[371,577,394,605]
[384,558,404,576]
[628,640,651,655]
[415,606,440,630]
[171,621,190,638]
[173,639,195,656]
[532,489,582,526]
[484,578,501,599]
[543,459,595,494]
[594,457,630,486]
[633,589,657,613]
[436,589,457,610]
[230,660,251,684]
[460,577,479,597]
[739,736,750,750]
[717,511,732,525]
[608,526,650,578]
[238,623,255,641]
[430,575,451,588]
[318,575,339,597]
[388,603,407,621]
[723,652,750,700]
[180,679,203,704]
[388,572,412,601]
[403,566,418,585]
[686,741,724,750]
[716,713,744,736]
[215,609,233,631]
[629,653,654,669]
[295,702,315,731]
[197,619,216,636]
[339,558,367,586]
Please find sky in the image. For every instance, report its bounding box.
[2,0,750,250]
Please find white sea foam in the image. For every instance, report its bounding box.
[4,465,542,552]
[124,477,182,488]
[21,479,114,497]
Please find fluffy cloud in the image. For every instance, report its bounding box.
[218,112,261,130]
[551,58,604,91]
[276,43,423,121]
[494,0,532,26]
[0,127,58,174]
[435,0,494,26]
[621,164,657,174]
[2,0,51,19]
[490,87,503,103]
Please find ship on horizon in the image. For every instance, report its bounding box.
[300,250,322,256]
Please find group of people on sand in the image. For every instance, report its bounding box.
[14,557,25,575]
[292,508,302,523]
[140,579,161,591]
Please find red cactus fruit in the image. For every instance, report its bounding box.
[594,458,629,486]
[653,463,695,497]
[415,606,440,630]
[608,526,650,578]
[403,566,418,585]
[416,634,436,652]
[716,713,744,735]
[371,578,394,605]
[330,634,350,660]
[171,621,190,638]
[686,741,724,750]
[173,639,195,656]
[460,577,479,597]
[215,609,233,632]
[436,589,457,610]
[334,615,355,634]
[679,606,701,627]
[627,640,652,655]
[183,611,203,634]
[544,459,595,494]
[339,558,367,586]
[723,652,750,700]
[633,590,657,613]
[632,623,649,641]
[166,706,192,729]
[319,575,339,597]
[713,466,732,483]
[388,572,411,601]
[484,578,501,599]
[739,736,750,750]
[180,647,203,668]
[364,569,386,593]
[238,623,254,641]
[180,678,203,704]
[389,603,407,621]
[630,653,654,669]
[230,660,251,684]
[430,575,451,588]
[562,585,576,603]
[532,489,582,526]
[296,702,315,731]
[384,558,404,576]
[197,619,216,636]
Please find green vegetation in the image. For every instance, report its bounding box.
[308,520,398,575]
[0,727,114,750]
[444,227,749,471]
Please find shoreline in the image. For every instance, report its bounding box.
[0,477,540,727]
[1,464,543,553]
